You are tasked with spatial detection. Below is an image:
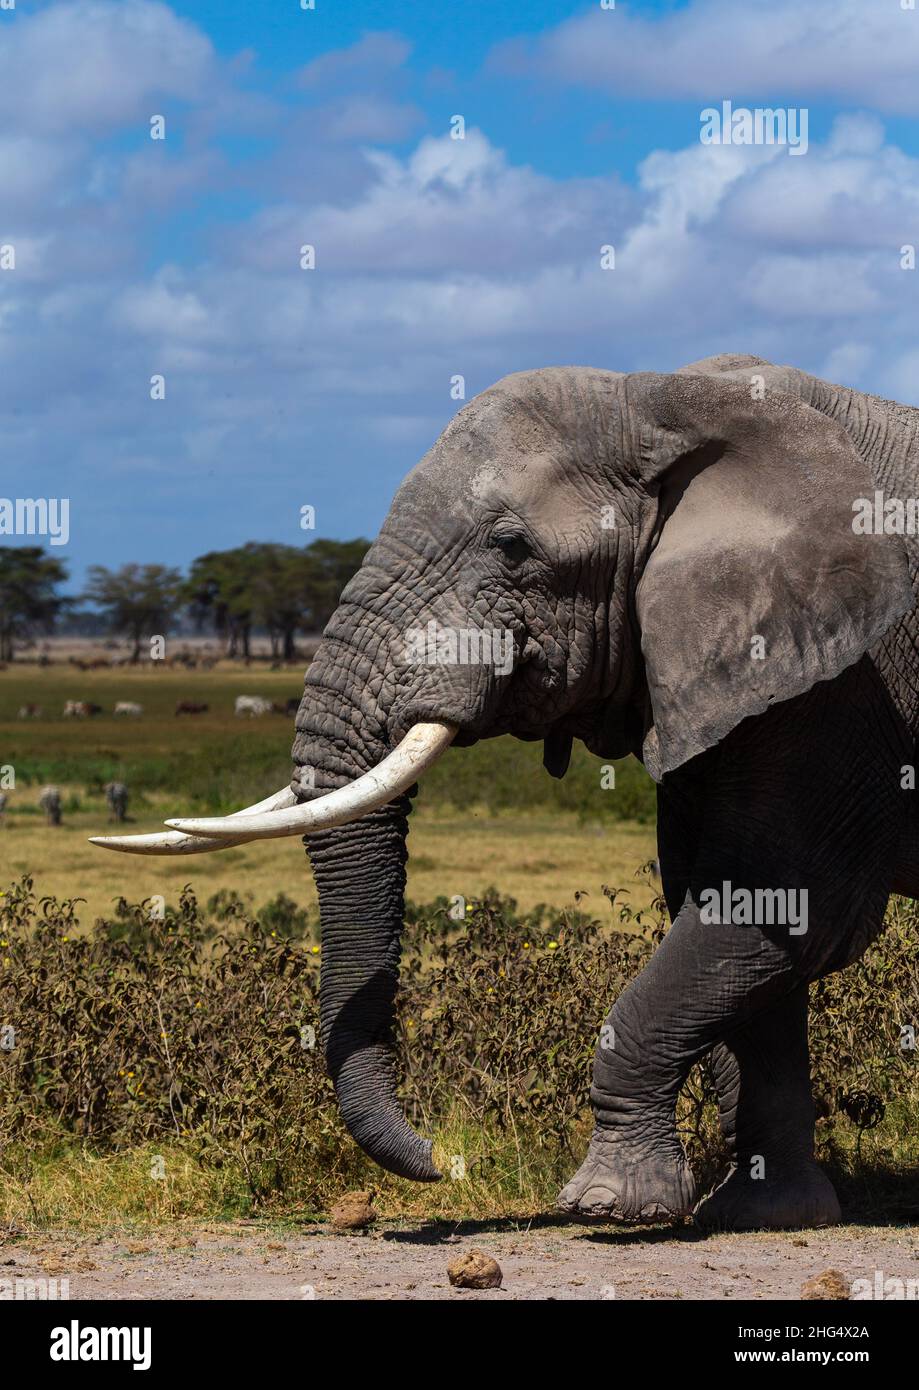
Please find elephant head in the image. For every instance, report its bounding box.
[92,367,912,1180]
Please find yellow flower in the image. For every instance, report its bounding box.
[523,942,530,949]
[548,940,559,950]
[311,946,320,954]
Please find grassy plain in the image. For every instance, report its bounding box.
[0,662,658,920]
[0,662,916,1238]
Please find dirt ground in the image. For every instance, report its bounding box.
[7,1219,919,1300]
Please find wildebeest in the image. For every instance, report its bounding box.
[174,700,209,716]
[104,781,129,823]
[38,785,62,825]
[113,701,143,717]
[284,697,300,716]
[234,695,273,717]
[63,700,103,718]
[17,704,42,719]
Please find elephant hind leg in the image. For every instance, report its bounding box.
[695,986,841,1232]
[890,745,919,899]
[891,796,919,899]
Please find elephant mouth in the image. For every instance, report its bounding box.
[388,697,479,748]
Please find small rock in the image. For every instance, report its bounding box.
[801,1269,850,1300]
[329,1190,376,1232]
[447,1249,503,1290]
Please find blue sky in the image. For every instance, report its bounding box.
[3,0,919,587]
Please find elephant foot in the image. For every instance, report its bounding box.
[557,1127,696,1224]
[694,1161,842,1233]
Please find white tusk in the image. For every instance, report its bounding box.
[89,786,298,856]
[165,720,458,842]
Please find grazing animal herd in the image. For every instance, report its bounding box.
[63,700,103,718]
[0,780,128,828]
[3,692,297,830]
[14,695,296,720]
[234,695,298,717]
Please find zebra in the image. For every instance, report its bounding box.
[104,781,129,823]
[38,786,62,826]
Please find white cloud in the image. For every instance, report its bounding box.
[298,31,412,90]
[6,0,919,577]
[237,128,634,275]
[742,253,882,319]
[112,271,215,341]
[0,135,73,209]
[0,0,216,134]
[885,349,919,404]
[494,0,919,114]
[820,342,874,384]
[317,95,423,144]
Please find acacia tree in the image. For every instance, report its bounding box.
[184,538,370,661]
[0,546,69,661]
[184,547,261,659]
[301,538,371,631]
[251,539,372,660]
[84,563,183,662]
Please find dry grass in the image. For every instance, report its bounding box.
[0,795,657,921]
[0,660,657,917]
[0,1119,570,1231]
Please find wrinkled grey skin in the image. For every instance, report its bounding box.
[291,355,919,1230]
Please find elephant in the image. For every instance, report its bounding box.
[92,353,919,1232]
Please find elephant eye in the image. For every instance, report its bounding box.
[492,531,531,567]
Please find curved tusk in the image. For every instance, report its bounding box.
[166,720,458,842]
[89,786,298,856]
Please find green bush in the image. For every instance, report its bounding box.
[0,876,916,1213]
[421,741,656,823]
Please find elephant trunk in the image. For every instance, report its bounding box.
[291,613,443,1182]
[306,803,440,1180]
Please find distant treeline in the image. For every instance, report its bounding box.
[0,539,370,663]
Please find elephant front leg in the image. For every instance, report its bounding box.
[556,1056,697,1222]
[557,898,796,1224]
[694,986,841,1231]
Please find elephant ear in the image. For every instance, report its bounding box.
[628,372,912,782]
